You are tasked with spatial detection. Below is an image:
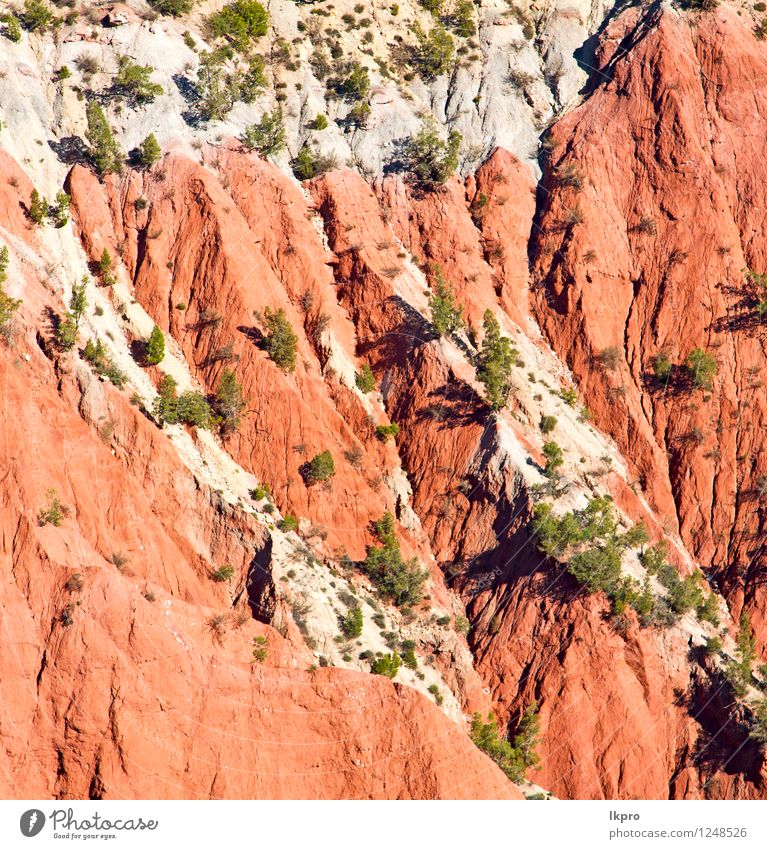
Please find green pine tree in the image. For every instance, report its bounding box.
[214,368,245,435]
[86,101,122,176]
[476,310,516,410]
[263,306,297,371]
[138,133,162,168]
[145,325,165,365]
[428,265,463,336]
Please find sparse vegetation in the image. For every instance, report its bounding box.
[726,613,756,697]
[37,488,69,527]
[653,352,673,384]
[340,606,363,638]
[410,21,454,79]
[685,348,717,391]
[137,134,162,169]
[371,651,402,678]
[82,338,128,388]
[539,415,557,435]
[29,189,47,225]
[363,512,427,607]
[145,325,165,365]
[148,0,194,15]
[243,109,286,157]
[1,13,22,42]
[263,306,298,371]
[306,450,335,483]
[476,310,517,411]
[85,101,122,176]
[355,363,376,393]
[429,265,463,336]
[213,368,245,435]
[19,0,53,33]
[153,373,211,428]
[211,564,235,582]
[406,119,461,190]
[471,703,540,783]
[291,143,336,180]
[542,441,563,479]
[278,514,299,532]
[113,56,163,102]
[375,423,400,442]
[0,246,22,342]
[532,497,655,618]
[209,1,269,52]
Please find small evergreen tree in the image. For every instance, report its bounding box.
[177,390,211,427]
[355,363,375,393]
[19,0,53,32]
[99,248,113,276]
[239,56,268,102]
[114,56,163,102]
[363,512,427,607]
[2,14,22,42]
[410,21,454,79]
[209,1,269,52]
[137,133,162,168]
[153,373,178,424]
[307,450,335,483]
[340,606,363,638]
[243,109,286,157]
[371,651,402,679]
[406,119,461,189]
[145,325,165,365]
[0,246,22,341]
[726,612,756,697]
[50,191,69,228]
[686,347,717,391]
[29,189,47,225]
[69,280,87,330]
[214,368,245,435]
[86,101,122,176]
[263,306,297,371]
[542,441,564,478]
[476,310,516,410]
[429,266,463,335]
[196,50,239,121]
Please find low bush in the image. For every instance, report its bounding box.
[371,651,401,679]
[211,564,235,582]
[355,363,375,393]
[471,704,539,783]
[340,606,363,638]
[306,450,335,483]
[263,306,297,371]
[375,423,400,442]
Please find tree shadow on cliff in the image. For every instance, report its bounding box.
[710,285,767,334]
[48,136,90,167]
[683,671,765,790]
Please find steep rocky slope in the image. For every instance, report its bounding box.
[2,0,767,801]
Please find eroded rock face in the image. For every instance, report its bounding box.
[530,5,767,652]
[0,168,517,801]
